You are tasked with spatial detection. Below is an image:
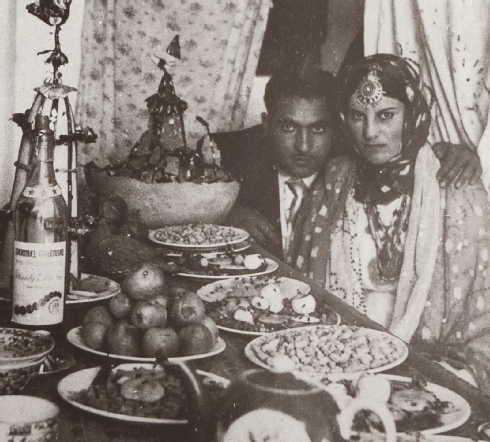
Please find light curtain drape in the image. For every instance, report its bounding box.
[364,0,490,190]
[76,0,271,166]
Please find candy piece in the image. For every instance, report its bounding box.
[260,283,282,302]
[251,296,269,310]
[244,254,265,270]
[234,309,254,324]
[291,294,316,315]
[269,300,284,314]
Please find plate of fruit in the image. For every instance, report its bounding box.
[67,262,225,362]
[321,373,470,435]
[175,253,279,281]
[197,276,340,336]
[58,363,230,424]
[149,224,249,249]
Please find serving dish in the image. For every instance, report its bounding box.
[177,257,278,281]
[67,273,120,305]
[67,326,226,363]
[85,167,240,228]
[198,276,339,336]
[245,325,408,380]
[58,363,230,425]
[325,374,470,435]
[149,225,249,249]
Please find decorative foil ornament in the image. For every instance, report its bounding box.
[27,0,72,26]
[354,66,384,107]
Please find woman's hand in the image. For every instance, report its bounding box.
[432,142,482,189]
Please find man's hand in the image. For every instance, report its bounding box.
[432,142,482,189]
[225,204,281,251]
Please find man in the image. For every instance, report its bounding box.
[216,67,482,259]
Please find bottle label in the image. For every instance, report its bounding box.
[12,241,66,326]
[22,185,62,198]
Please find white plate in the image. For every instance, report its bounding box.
[336,374,470,435]
[165,241,251,257]
[428,438,483,442]
[197,276,340,336]
[177,258,279,281]
[57,363,230,425]
[356,435,480,442]
[148,226,249,249]
[67,273,120,305]
[197,275,311,303]
[245,325,408,380]
[216,312,342,337]
[67,326,226,362]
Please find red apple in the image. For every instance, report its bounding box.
[178,323,214,356]
[122,262,166,301]
[142,327,180,358]
[169,290,205,328]
[108,292,133,319]
[200,315,219,345]
[105,321,142,357]
[83,305,113,328]
[130,300,167,330]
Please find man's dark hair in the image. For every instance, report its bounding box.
[263,65,337,115]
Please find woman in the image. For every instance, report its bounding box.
[287,54,490,391]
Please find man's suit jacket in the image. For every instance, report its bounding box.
[212,125,283,258]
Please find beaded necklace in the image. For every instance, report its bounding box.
[363,194,410,282]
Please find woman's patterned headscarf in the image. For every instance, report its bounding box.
[337,54,431,204]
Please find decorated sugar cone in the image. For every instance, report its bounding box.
[0,93,45,291]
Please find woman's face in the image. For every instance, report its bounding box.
[346,95,405,165]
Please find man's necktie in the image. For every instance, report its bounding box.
[286,178,308,231]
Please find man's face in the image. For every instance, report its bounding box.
[262,96,334,178]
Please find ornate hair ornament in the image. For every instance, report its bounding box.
[354,64,384,107]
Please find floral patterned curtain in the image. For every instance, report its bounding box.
[364,0,490,190]
[76,0,271,166]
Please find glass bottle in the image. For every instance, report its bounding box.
[11,114,68,335]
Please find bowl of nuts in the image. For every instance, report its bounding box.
[0,328,55,394]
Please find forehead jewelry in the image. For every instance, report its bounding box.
[354,65,384,107]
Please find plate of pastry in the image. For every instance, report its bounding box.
[67,273,121,305]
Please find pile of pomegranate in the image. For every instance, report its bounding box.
[81,262,219,358]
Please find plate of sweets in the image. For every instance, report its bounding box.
[197,276,340,336]
[58,363,230,425]
[245,325,408,379]
[320,373,470,436]
[149,224,249,250]
[175,252,279,281]
[67,273,121,305]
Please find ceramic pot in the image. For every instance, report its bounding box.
[160,354,397,442]
[0,396,59,441]
[215,369,396,442]
[85,167,240,228]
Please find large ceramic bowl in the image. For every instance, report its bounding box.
[0,328,54,394]
[0,396,59,440]
[0,358,47,395]
[85,168,240,228]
